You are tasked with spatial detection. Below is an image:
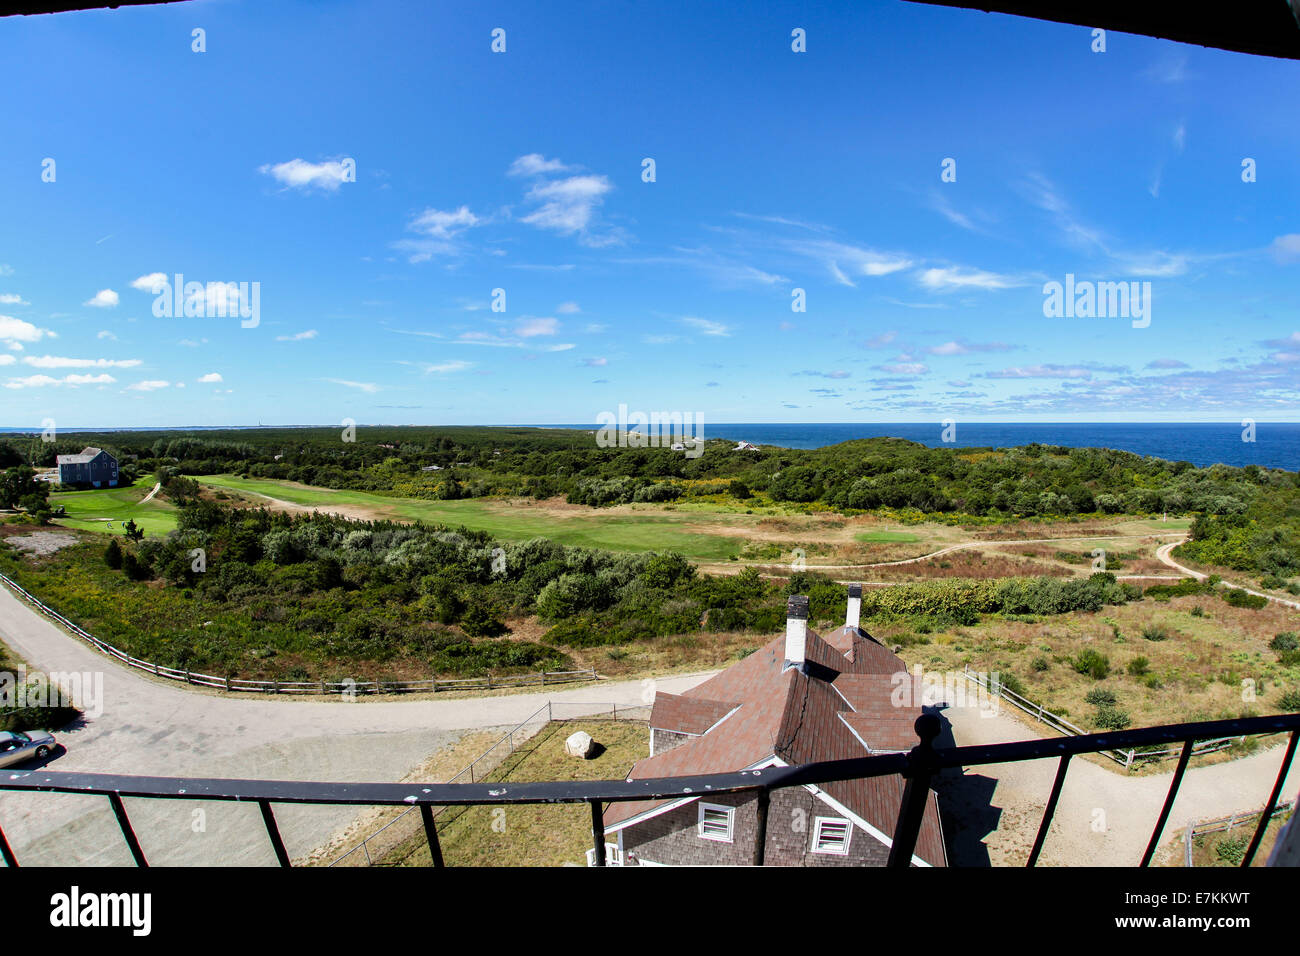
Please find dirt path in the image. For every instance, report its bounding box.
[139,482,161,504]
[789,532,1188,571]
[1156,542,1300,610]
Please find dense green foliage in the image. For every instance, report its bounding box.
[2,427,1293,524]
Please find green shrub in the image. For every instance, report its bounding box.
[1223,589,1267,609]
[1269,632,1299,652]
[1127,656,1150,677]
[1093,705,1131,730]
[1084,687,1117,706]
[1215,835,1248,866]
[1031,655,1049,672]
[103,539,123,570]
[1142,624,1171,642]
[1073,649,1111,680]
[1278,689,1300,713]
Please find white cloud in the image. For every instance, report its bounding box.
[97,330,117,341]
[22,355,141,369]
[508,154,573,177]
[581,357,608,367]
[1271,234,1300,264]
[916,267,1020,291]
[409,206,481,239]
[259,158,353,191]
[0,293,28,305]
[326,378,379,393]
[515,317,558,338]
[878,362,928,375]
[419,360,472,373]
[5,372,115,389]
[520,174,614,239]
[0,355,13,366]
[0,315,54,345]
[556,301,580,314]
[84,289,119,308]
[276,329,318,341]
[130,273,168,293]
[126,379,170,391]
[681,317,732,337]
[0,265,12,277]
[198,372,223,383]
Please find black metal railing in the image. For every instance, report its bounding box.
[2,712,1297,868]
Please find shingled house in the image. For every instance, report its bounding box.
[56,447,119,488]
[600,586,947,866]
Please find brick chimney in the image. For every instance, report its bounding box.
[846,583,862,629]
[784,594,809,672]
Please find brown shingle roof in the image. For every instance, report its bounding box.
[649,692,739,736]
[604,623,947,865]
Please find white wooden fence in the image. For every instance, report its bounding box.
[961,665,1248,769]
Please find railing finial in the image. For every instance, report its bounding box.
[914,712,941,750]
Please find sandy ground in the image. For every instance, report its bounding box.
[2,579,1296,867]
[3,532,81,556]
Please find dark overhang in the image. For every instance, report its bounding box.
[907,1,1300,60]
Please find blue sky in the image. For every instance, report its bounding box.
[1,0,1298,428]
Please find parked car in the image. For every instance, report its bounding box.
[0,730,56,768]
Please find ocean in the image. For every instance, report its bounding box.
[556,422,1300,470]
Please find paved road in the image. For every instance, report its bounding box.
[0,582,709,865]
[940,701,1300,866]
[2,579,1297,866]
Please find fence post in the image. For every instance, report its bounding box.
[153,662,160,676]
[1126,750,1134,771]
[273,680,279,695]
[487,672,492,690]
[225,675,231,692]
[184,669,191,684]
[540,670,546,687]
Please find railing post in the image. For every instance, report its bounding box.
[108,793,148,867]
[1027,753,1071,866]
[1243,729,1299,867]
[420,804,445,867]
[0,818,19,867]
[1141,738,1195,866]
[258,800,291,867]
[887,713,941,868]
[589,800,606,866]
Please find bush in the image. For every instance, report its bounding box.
[1223,589,1267,609]
[1073,649,1111,680]
[1142,624,1171,642]
[459,602,510,638]
[1093,704,1131,730]
[1084,687,1117,707]
[1127,656,1151,677]
[1031,655,1049,672]
[1215,835,1249,866]
[103,539,123,569]
[1278,689,1300,713]
[1269,632,1299,652]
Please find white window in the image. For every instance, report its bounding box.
[812,817,852,855]
[697,802,734,842]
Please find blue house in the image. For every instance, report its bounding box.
[56,447,119,488]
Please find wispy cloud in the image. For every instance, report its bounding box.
[259,157,354,191]
[276,329,318,341]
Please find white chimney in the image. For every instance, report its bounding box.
[846,583,862,629]
[784,595,809,670]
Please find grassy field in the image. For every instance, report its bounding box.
[48,476,176,536]
[196,474,745,560]
[382,718,648,867]
[855,530,921,544]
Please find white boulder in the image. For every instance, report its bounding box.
[565,730,596,758]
